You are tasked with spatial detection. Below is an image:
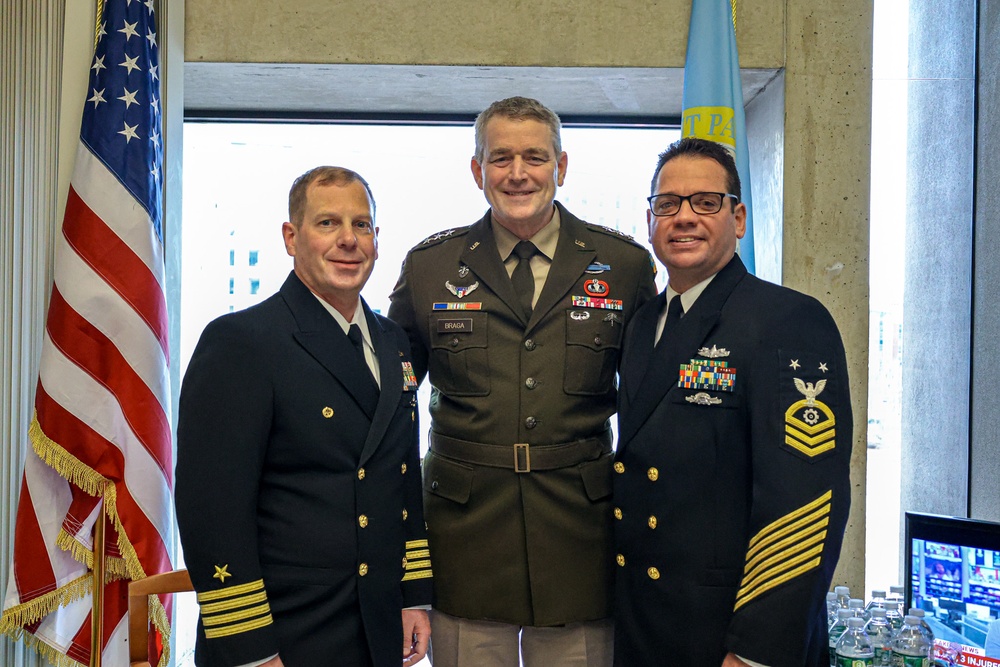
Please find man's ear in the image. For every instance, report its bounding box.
[471,156,485,190]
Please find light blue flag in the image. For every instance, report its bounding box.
[681,0,755,274]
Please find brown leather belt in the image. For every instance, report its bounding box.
[430,431,612,473]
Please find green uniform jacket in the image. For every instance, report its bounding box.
[387,203,656,626]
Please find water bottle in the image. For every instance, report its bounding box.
[907,608,934,644]
[850,598,871,622]
[891,615,931,666]
[836,617,875,666]
[836,585,852,609]
[828,591,841,624]
[884,600,904,631]
[866,589,887,613]
[887,585,906,615]
[865,608,893,666]
[830,608,853,666]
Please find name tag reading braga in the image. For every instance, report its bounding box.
[437,318,474,333]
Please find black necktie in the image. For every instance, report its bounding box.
[510,240,538,320]
[655,295,684,350]
[347,324,367,365]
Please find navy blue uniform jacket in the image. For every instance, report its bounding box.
[614,255,852,667]
[176,272,432,667]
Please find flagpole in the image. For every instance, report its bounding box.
[90,502,105,667]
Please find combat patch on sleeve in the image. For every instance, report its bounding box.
[780,351,839,460]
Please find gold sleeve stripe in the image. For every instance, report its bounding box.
[746,504,830,562]
[745,519,829,574]
[199,591,268,615]
[734,556,823,611]
[784,435,836,457]
[202,603,272,627]
[203,613,274,639]
[402,570,434,582]
[196,579,265,603]
[405,539,429,549]
[746,490,832,553]
[784,426,836,447]
[406,549,431,559]
[741,532,827,588]
[405,559,432,571]
[737,543,824,599]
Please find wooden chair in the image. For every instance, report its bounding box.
[128,569,193,667]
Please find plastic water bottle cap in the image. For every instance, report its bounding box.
[871,590,886,598]
[847,617,865,628]
[835,586,850,595]
[903,615,918,624]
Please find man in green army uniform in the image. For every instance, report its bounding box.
[388,97,657,666]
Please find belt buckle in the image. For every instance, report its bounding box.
[514,443,530,473]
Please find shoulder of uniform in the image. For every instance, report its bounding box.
[584,222,646,249]
[413,226,472,250]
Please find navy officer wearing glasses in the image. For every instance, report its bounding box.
[613,137,852,667]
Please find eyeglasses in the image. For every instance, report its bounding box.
[647,192,739,217]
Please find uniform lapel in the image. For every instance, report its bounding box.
[526,206,596,335]
[622,292,665,406]
[459,214,527,324]
[618,256,747,448]
[282,273,380,420]
[358,303,403,466]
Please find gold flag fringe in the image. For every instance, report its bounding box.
[2,625,88,667]
[0,573,91,633]
[4,413,175,667]
[55,530,129,580]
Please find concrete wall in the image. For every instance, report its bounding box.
[185,0,787,69]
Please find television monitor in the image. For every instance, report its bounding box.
[904,511,1000,666]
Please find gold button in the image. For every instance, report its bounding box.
[616,554,626,567]
[358,563,369,576]
[358,515,368,528]
[613,507,623,520]
[647,567,660,580]
[648,515,658,529]
[357,468,365,480]
[402,508,409,521]
[614,462,625,474]
[401,463,407,474]
[647,467,659,481]
[412,411,415,421]
[322,406,334,418]
[402,557,408,568]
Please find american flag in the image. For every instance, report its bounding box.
[0,0,174,665]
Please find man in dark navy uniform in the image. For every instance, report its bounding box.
[614,138,852,667]
[176,166,432,667]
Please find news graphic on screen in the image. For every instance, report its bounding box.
[905,512,1000,666]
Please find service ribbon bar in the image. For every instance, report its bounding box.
[678,359,736,391]
[571,296,623,311]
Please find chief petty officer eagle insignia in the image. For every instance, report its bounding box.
[784,373,836,459]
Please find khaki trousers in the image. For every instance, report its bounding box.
[428,609,613,667]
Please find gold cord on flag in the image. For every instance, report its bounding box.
[731,0,737,32]
[94,0,105,48]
